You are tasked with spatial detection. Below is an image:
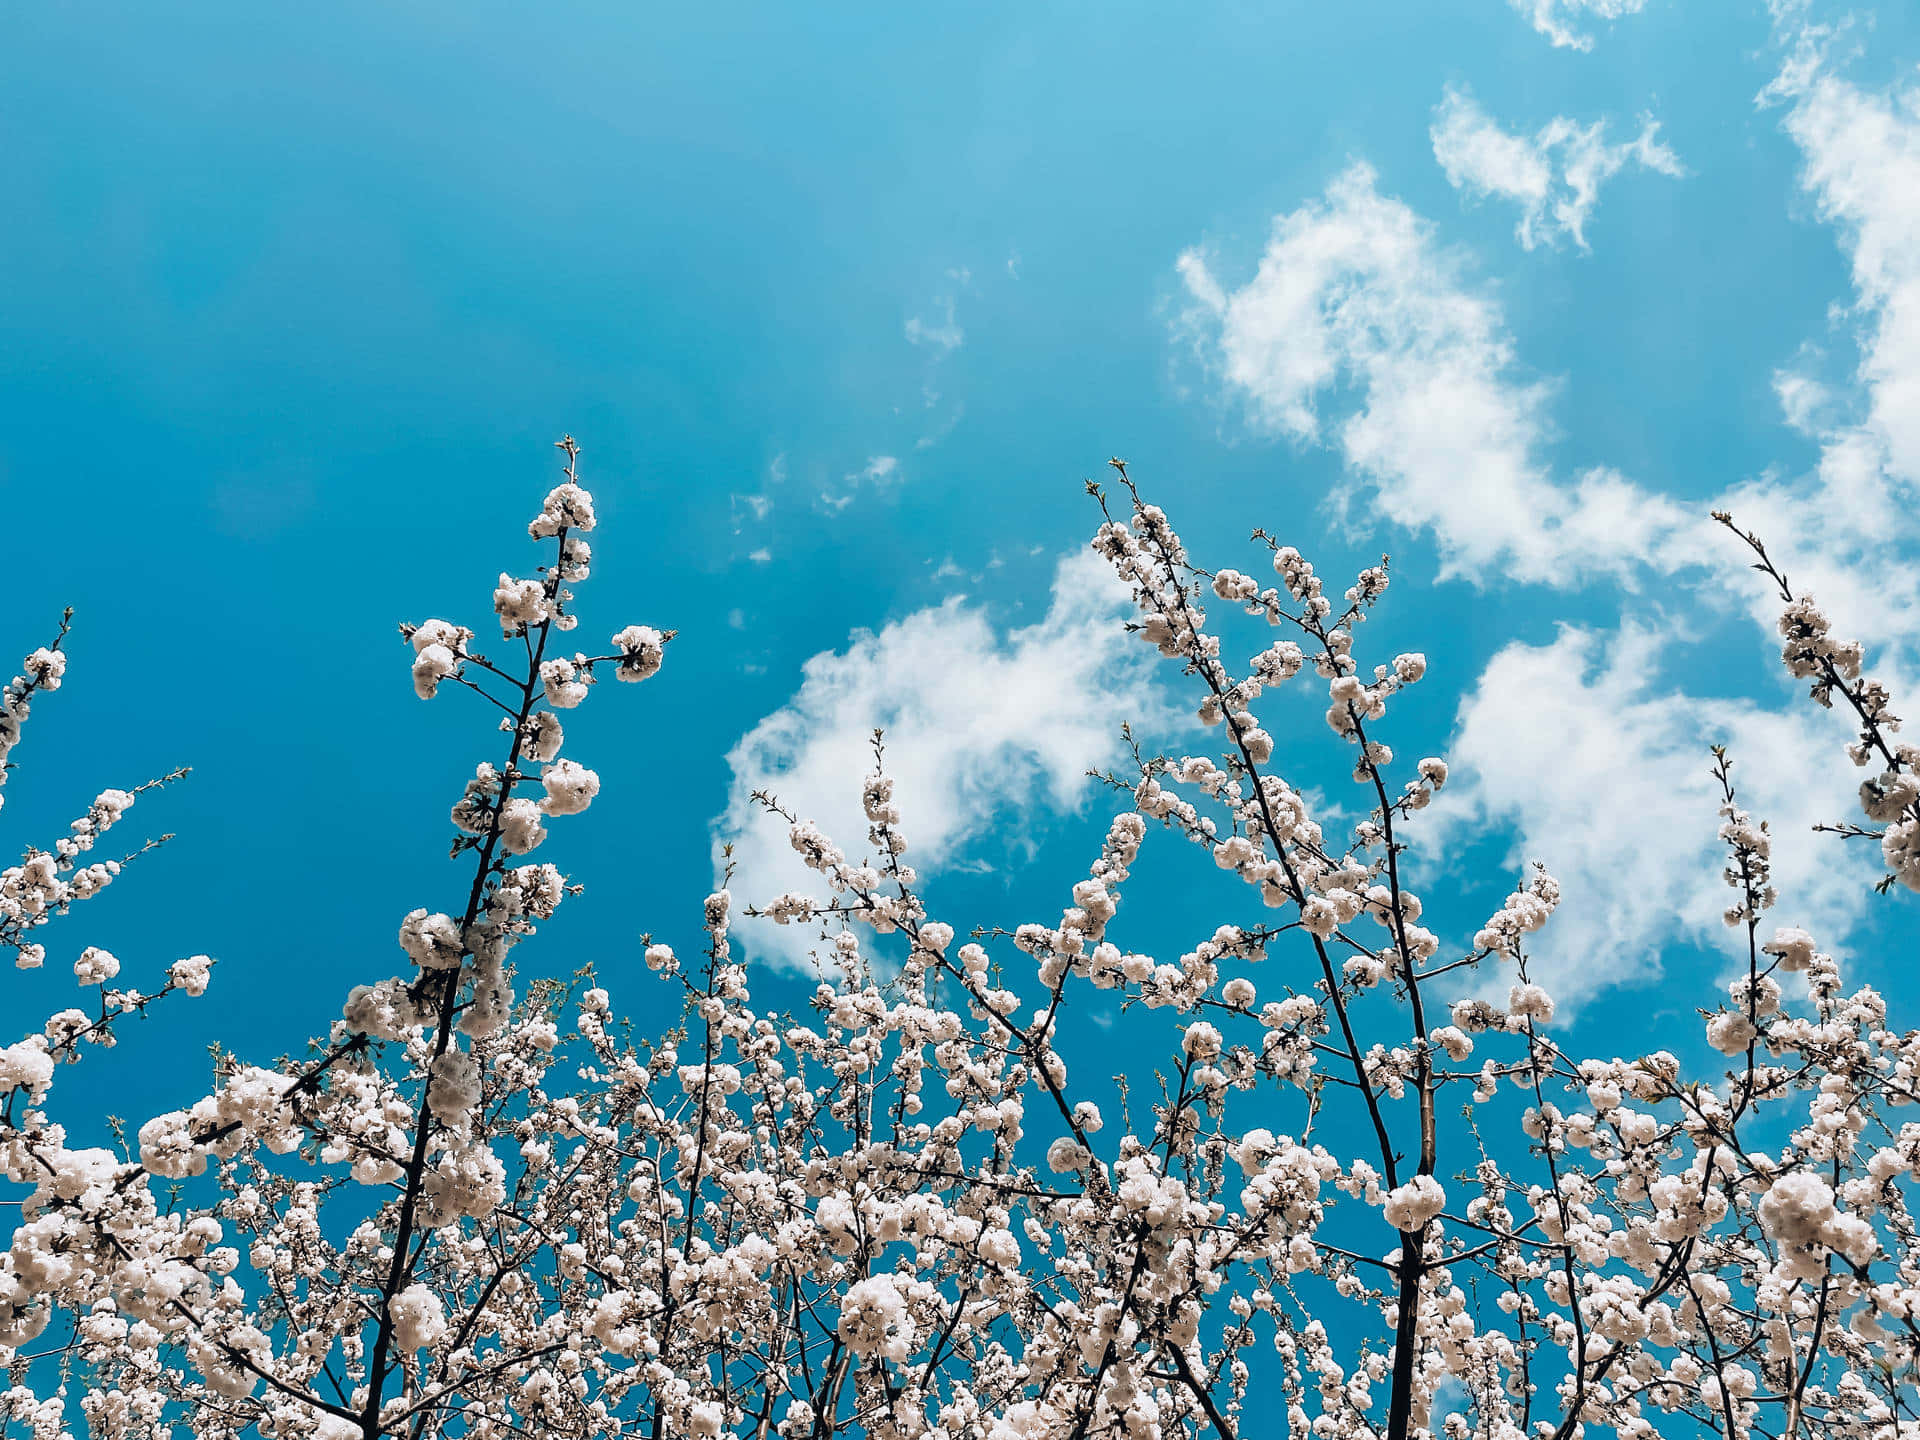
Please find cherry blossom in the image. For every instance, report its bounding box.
[1,448,1916,1440]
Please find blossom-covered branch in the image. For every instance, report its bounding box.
[1,447,1914,1440]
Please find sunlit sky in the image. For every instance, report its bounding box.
[6,0,1920,1124]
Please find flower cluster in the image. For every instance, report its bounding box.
[1,455,1916,1440]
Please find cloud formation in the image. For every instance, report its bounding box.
[714,550,1162,968]
[1176,163,1701,585]
[821,455,904,514]
[1432,624,1872,1012]
[1510,0,1653,51]
[1430,36,1920,1012]
[1431,88,1683,252]
[905,298,964,356]
[1173,91,1917,1009]
[1727,29,1920,667]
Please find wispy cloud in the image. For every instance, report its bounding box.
[905,297,965,355]
[731,492,771,525]
[715,550,1164,969]
[819,455,904,515]
[904,268,974,450]
[916,403,966,451]
[906,268,971,357]
[1431,87,1683,252]
[730,486,775,566]
[1175,162,1701,585]
[1722,17,1920,671]
[728,456,787,564]
[1510,0,1653,51]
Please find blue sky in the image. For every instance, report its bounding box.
[6,0,1920,1124]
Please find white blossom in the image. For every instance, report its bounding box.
[1,455,1915,1440]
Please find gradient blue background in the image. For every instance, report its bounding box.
[2,1,1907,1130]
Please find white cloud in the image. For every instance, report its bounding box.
[1176,162,1702,585]
[1716,437,1920,669]
[732,488,774,564]
[1416,35,1920,1012]
[906,272,971,446]
[732,467,779,557]
[906,297,964,355]
[1432,623,1873,1013]
[1772,360,1836,435]
[1174,43,1920,1014]
[1773,43,1920,495]
[907,271,971,357]
[820,456,904,514]
[1721,30,1920,671]
[715,550,1163,968]
[1164,37,1920,1015]
[1431,88,1683,252]
[1511,0,1653,51]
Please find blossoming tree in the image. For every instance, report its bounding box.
[3,440,1918,1440]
